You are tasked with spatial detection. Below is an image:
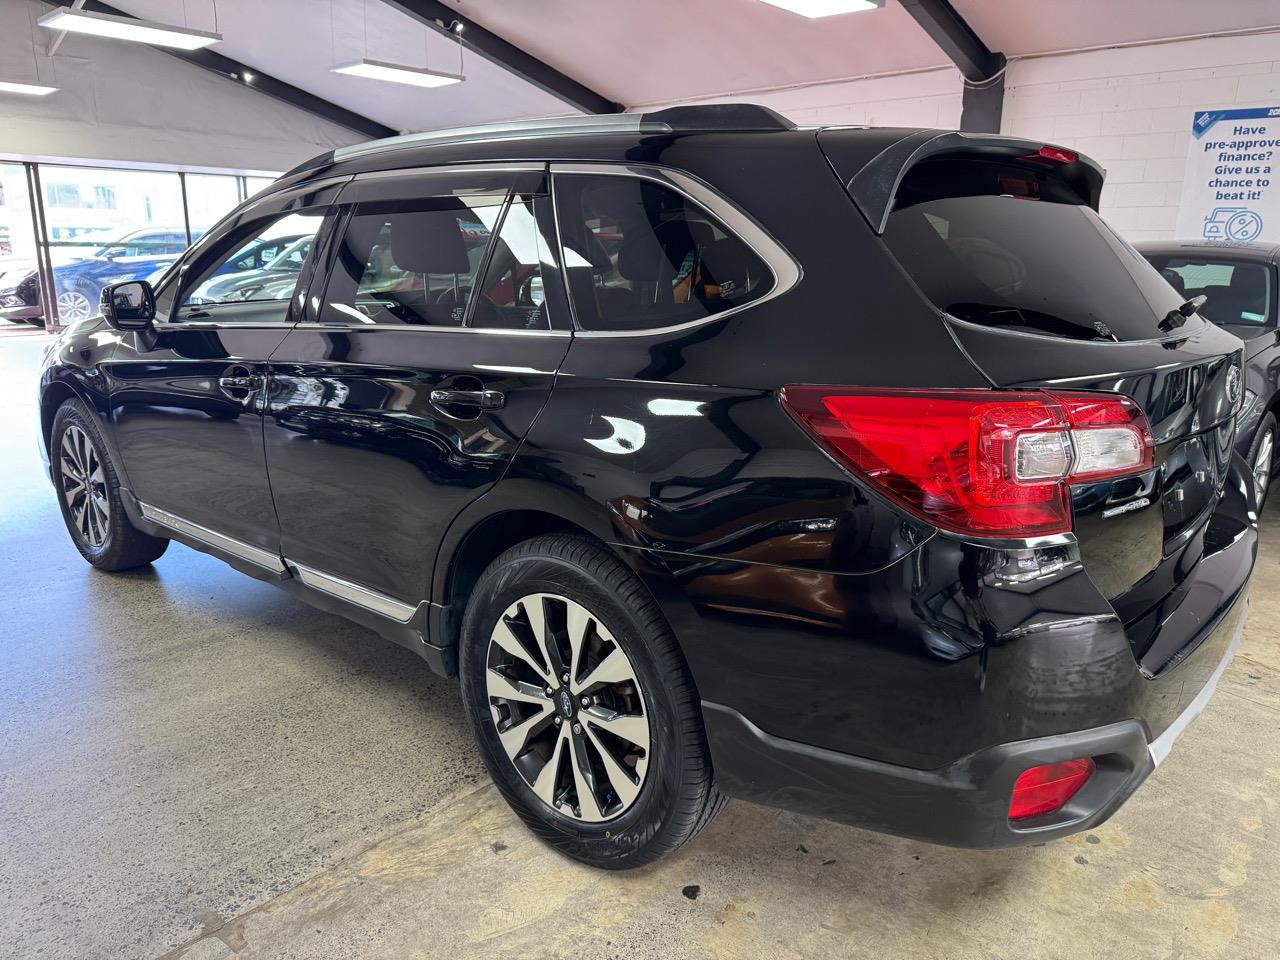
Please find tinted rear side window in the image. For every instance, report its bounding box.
[554,174,772,332]
[1143,256,1273,327]
[884,159,1184,342]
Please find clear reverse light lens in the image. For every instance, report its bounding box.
[1071,426,1145,477]
[1014,431,1072,481]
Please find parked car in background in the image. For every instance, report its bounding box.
[184,233,314,303]
[1,227,192,326]
[1138,242,1279,506]
[41,106,1254,868]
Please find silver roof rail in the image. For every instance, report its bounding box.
[333,115,664,163]
[331,104,795,164]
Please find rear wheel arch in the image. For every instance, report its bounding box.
[437,508,614,655]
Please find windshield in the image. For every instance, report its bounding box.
[1142,255,1273,327]
[884,159,1186,342]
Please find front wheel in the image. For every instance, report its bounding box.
[1249,412,1276,511]
[51,399,169,570]
[459,534,725,869]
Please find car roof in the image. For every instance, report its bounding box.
[272,103,1105,236]
[1134,240,1280,265]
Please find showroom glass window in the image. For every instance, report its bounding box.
[0,164,39,311]
[319,193,507,326]
[171,210,328,322]
[469,192,560,331]
[38,166,185,325]
[185,174,242,239]
[552,174,772,332]
[1144,256,1273,327]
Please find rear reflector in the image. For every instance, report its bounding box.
[1009,758,1096,820]
[780,388,1154,538]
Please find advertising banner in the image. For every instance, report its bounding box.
[1175,106,1280,242]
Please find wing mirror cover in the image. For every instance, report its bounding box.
[100,280,155,331]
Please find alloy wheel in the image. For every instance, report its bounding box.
[485,592,650,823]
[57,290,94,323]
[60,424,110,548]
[1254,428,1274,505]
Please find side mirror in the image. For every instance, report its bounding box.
[100,280,155,331]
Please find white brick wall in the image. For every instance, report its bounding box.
[634,66,963,129]
[1002,33,1280,241]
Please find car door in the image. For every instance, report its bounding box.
[104,179,344,562]
[262,164,571,612]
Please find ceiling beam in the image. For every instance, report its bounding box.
[50,0,397,141]
[373,0,622,116]
[898,0,1006,133]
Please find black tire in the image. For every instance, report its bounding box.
[50,399,169,571]
[459,534,726,869]
[1248,412,1276,511]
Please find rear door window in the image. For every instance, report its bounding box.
[1143,257,1273,327]
[470,192,560,331]
[320,194,505,326]
[553,173,772,332]
[884,159,1185,342]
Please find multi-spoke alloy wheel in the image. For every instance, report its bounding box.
[486,592,650,822]
[51,400,168,571]
[57,289,94,323]
[1253,427,1273,506]
[59,423,110,548]
[461,534,725,868]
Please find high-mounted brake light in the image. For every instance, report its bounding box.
[1024,145,1078,165]
[779,388,1154,538]
[1009,758,1095,820]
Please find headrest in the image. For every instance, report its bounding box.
[618,219,714,282]
[387,204,471,275]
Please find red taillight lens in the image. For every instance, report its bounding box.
[779,387,1154,539]
[1009,758,1096,820]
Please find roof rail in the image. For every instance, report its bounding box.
[331,103,795,163]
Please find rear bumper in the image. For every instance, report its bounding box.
[704,596,1246,848]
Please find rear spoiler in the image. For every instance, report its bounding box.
[818,128,1105,234]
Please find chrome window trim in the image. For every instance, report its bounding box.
[290,563,417,622]
[139,503,286,574]
[286,323,570,338]
[344,162,546,182]
[549,161,803,338]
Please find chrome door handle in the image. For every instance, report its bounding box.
[218,376,255,390]
[430,389,505,410]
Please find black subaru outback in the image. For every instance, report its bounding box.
[39,104,1253,869]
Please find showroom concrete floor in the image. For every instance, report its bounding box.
[1,330,1278,960]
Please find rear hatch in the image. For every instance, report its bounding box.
[820,129,1247,674]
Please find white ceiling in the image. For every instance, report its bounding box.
[100,0,1280,135]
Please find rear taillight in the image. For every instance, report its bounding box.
[780,387,1154,538]
[1009,758,1095,820]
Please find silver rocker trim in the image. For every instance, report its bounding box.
[139,503,286,575]
[138,503,416,622]
[290,563,417,623]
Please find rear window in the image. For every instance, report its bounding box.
[1142,256,1272,327]
[884,159,1185,342]
[553,174,772,332]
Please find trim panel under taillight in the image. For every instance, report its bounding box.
[780,387,1155,539]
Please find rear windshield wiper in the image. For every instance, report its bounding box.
[1159,295,1207,333]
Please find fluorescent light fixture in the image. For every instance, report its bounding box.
[0,80,58,96]
[37,8,221,50]
[332,59,463,88]
[758,0,884,17]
